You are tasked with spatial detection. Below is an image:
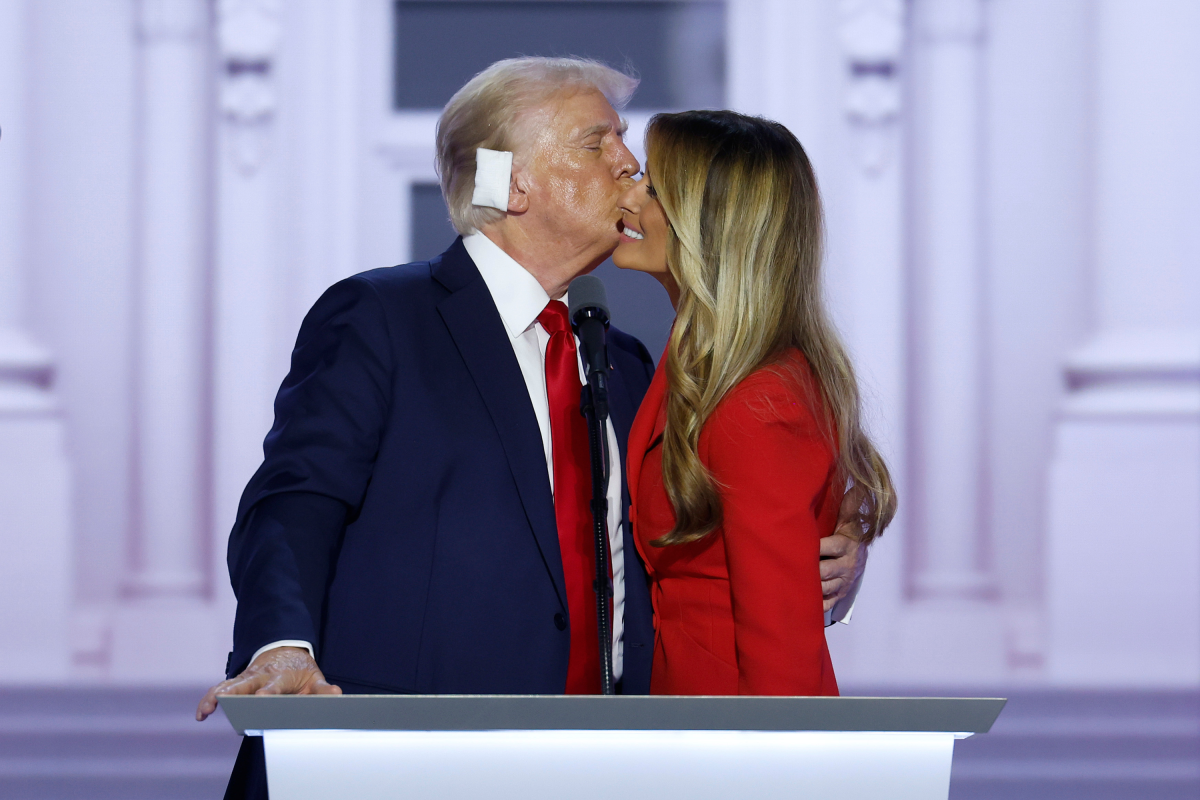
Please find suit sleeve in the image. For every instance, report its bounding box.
[226,277,394,677]
[704,377,837,695]
[608,327,658,389]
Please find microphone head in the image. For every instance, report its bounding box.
[568,275,610,324]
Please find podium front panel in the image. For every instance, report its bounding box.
[262,728,956,800]
[218,695,1005,800]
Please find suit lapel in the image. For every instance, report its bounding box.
[433,241,567,608]
[606,355,636,502]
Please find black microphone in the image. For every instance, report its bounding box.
[568,275,610,421]
[569,274,616,694]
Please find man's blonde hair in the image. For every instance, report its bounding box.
[436,57,639,235]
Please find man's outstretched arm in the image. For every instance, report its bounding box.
[198,277,394,720]
[197,490,348,721]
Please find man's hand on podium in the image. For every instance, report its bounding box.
[195,646,342,722]
[820,484,870,612]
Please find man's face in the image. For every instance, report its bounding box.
[518,90,641,272]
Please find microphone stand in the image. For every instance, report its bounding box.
[579,382,615,696]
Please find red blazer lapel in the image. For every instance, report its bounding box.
[626,348,669,519]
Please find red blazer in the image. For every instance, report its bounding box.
[628,348,841,696]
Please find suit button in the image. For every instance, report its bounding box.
[554,613,567,631]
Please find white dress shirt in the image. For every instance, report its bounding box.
[252,232,628,681]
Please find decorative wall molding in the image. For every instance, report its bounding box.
[839,0,905,174]
[1044,0,1200,692]
[217,0,282,173]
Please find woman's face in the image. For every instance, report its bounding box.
[613,170,670,277]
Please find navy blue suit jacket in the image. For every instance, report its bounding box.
[226,238,657,695]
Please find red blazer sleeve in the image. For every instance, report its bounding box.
[702,367,839,695]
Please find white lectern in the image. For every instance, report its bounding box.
[220,694,1004,800]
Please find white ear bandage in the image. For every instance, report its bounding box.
[471,148,514,211]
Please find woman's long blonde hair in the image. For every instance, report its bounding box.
[649,110,896,546]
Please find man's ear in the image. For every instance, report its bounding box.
[507,168,530,214]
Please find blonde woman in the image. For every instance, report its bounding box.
[614,110,895,695]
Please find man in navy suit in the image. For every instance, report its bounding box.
[197,57,867,798]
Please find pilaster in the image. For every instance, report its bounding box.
[126,0,212,599]
[821,0,910,683]
[908,0,994,601]
[1046,0,1200,686]
[212,0,288,650]
[109,0,223,681]
[0,0,72,681]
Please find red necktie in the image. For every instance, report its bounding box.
[538,300,601,694]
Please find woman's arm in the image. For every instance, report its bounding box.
[705,372,839,695]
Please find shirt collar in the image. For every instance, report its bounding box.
[462,232,553,340]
